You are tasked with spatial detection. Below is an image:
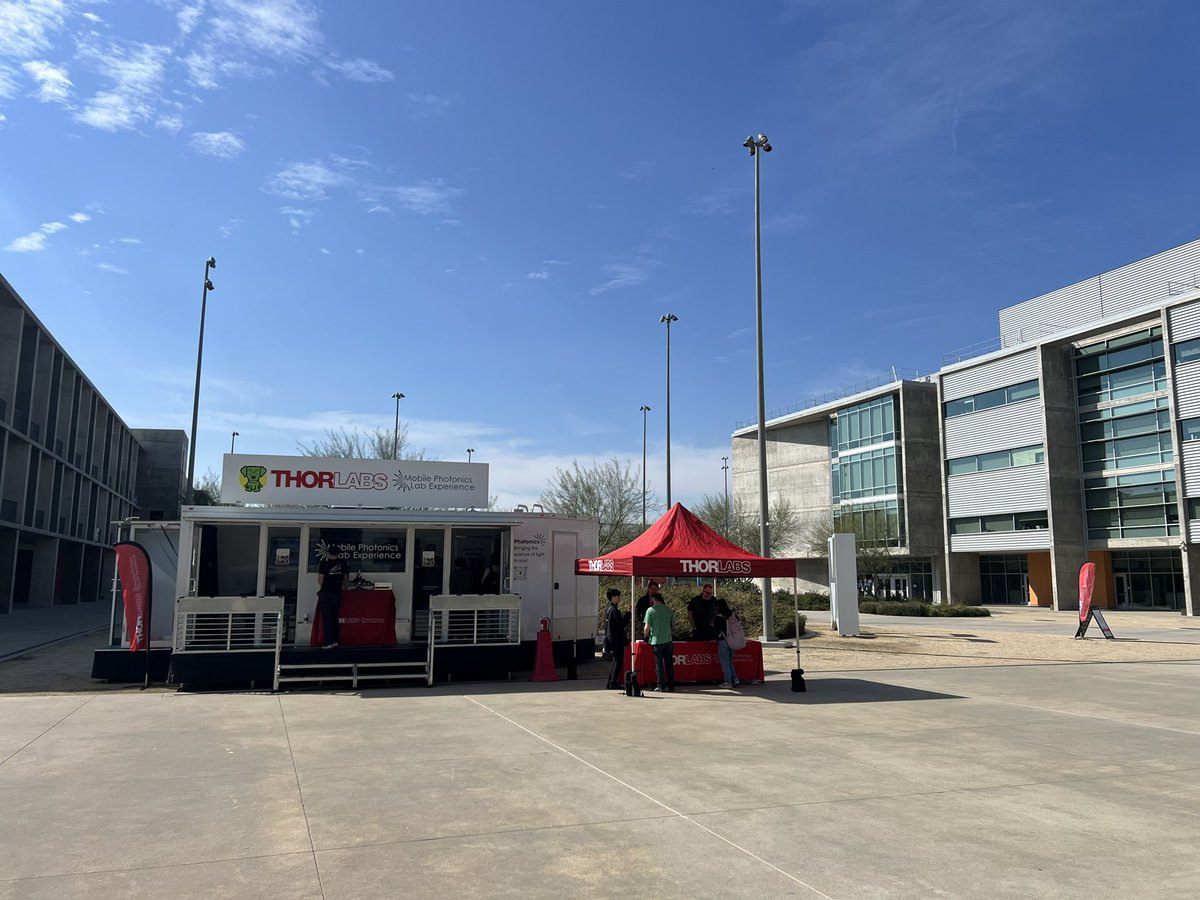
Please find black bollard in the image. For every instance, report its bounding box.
[791,668,806,692]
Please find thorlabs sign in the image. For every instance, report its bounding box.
[679,559,752,575]
[219,453,489,509]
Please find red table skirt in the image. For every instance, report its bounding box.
[311,589,398,647]
[622,639,765,685]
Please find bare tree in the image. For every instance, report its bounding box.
[297,426,425,460]
[191,468,222,505]
[539,458,657,554]
[694,493,799,557]
[799,510,901,594]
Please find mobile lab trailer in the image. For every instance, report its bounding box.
[94,455,600,687]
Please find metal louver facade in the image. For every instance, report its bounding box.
[946,465,1049,518]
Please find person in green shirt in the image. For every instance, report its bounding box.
[642,592,675,692]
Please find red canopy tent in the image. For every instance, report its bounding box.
[575,502,796,578]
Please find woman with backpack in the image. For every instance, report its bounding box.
[714,597,743,689]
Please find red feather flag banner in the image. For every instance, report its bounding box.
[114,541,153,652]
[1078,561,1096,622]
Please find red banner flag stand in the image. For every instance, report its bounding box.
[114,541,154,688]
[1074,561,1115,640]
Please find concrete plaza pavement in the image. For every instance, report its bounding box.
[3,653,1200,898]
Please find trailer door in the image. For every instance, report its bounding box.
[551,531,578,640]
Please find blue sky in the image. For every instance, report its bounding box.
[2,0,1199,511]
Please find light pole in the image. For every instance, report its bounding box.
[744,131,773,636]
[721,455,730,536]
[660,313,678,507]
[186,256,216,503]
[230,431,239,454]
[467,448,474,462]
[391,392,405,459]
[640,405,651,530]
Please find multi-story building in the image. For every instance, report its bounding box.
[0,273,187,615]
[732,377,946,601]
[734,238,1200,615]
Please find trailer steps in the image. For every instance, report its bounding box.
[274,659,428,690]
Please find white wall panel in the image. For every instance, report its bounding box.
[947,465,1049,518]
[1174,362,1200,419]
[941,350,1039,402]
[1182,443,1200,497]
[950,530,1052,552]
[1001,239,1200,346]
[944,399,1045,458]
[1168,300,1200,342]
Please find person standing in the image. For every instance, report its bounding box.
[634,580,660,628]
[688,583,717,640]
[604,588,630,690]
[317,544,350,649]
[643,591,675,692]
[714,597,741,688]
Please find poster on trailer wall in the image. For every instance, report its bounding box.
[219,454,489,508]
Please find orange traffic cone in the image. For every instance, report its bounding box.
[530,617,558,682]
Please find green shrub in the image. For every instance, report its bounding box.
[931,604,991,617]
[858,600,932,616]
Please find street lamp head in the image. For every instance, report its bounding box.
[659,313,678,324]
[206,257,217,269]
[232,431,239,438]
[743,135,756,151]
[204,278,215,291]
[392,392,405,400]
[758,134,772,152]
[640,404,651,412]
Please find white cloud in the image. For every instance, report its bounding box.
[0,0,68,58]
[81,11,101,24]
[69,211,91,223]
[40,220,65,234]
[366,204,392,214]
[264,160,348,200]
[177,3,203,37]
[156,114,184,133]
[590,262,649,296]
[189,130,245,158]
[279,205,314,230]
[75,41,172,131]
[4,231,47,252]
[372,179,461,216]
[407,92,452,118]
[21,59,70,102]
[98,262,128,274]
[527,271,550,281]
[211,0,323,60]
[319,247,329,255]
[330,57,393,83]
[117,237,141,244]
[0,64,17,98]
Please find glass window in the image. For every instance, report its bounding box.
[1009,445,1044,467]
[1006,380,1040,403]
[1182,418,1200,441]
[981,514,1013,533]
[978,450,1009,471]
[949,517,980,534]
[947,457,976,476]
[1013,511,1048,530]
[1174,337,1200,366]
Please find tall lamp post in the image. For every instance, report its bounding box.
[640,405,651,529]
[230,431,239,454]
[467,448,474,462]
[659,313,678,507]
[391,392,405,459]
[721,455,730,536]
[186,256,217,502]
[744,131,773,636]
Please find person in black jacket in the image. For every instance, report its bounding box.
[604,588,630,690]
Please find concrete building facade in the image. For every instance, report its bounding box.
[0,273,186,615]
[734,238,1200,615]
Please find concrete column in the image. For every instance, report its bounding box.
[946,552,981,604]
[1041,344,1087,611]
[1183,546,1200,617]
